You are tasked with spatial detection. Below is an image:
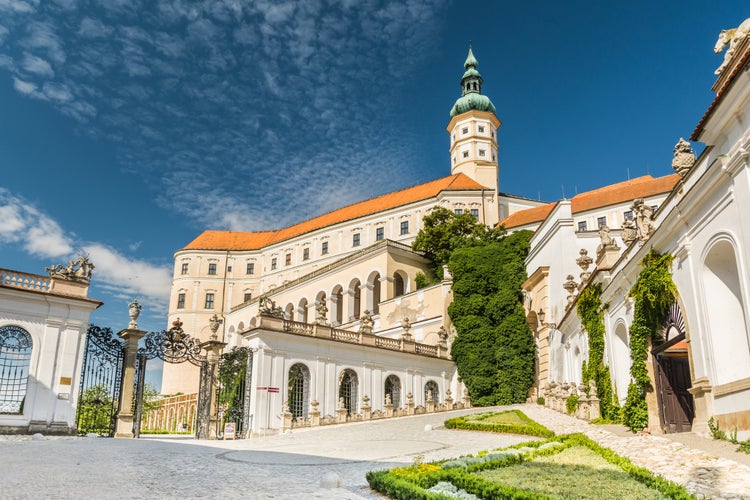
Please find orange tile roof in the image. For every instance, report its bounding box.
[184,173,485,250]
[500,174,680,229]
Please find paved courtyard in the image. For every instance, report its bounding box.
[3,405,750,499]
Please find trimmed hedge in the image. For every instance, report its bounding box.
[366,433,695,500]
[444,410,555,438]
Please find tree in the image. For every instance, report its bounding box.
[77,384,115,435]
[448,230,535,405]
[219,347,249,424]
[412,207,505,281]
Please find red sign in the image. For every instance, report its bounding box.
[256,386,280,392]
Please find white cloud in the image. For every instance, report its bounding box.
[42,81,72,101]
[12,76,37,95]
[21,52,54,76]
[22,21,66,64]
[0,0,36,13]
[78,17,111,38]
[0,188,171,310]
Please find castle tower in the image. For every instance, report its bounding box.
[446,46,501,224]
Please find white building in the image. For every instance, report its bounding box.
[0,267,101,434]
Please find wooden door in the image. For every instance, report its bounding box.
[655,355,694,433]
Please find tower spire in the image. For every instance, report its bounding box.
[450,46,496,116]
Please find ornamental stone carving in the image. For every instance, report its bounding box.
[621,218,638,245]
[259,295,284,318]
[672,138,696,177]
[576,249,593,284]
[358,310,374,334]
[632,198,656,244]
[315,300,328,325]
[563,275,578,305]
[596,226,619,256]
[46,255,95,283]
[127,299,142,329]
[714,18,750,75]
[400,316,413,341]
[437,325,449,348]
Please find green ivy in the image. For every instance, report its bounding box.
[622,250,676,432]
[577,283,620,422]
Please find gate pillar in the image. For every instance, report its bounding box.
[114,327,146,437]
[197,338,226,439]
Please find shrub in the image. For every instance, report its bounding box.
[444,410,554,438]
[566,395,579,415]
[536,396,545,405]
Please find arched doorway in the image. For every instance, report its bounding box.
[652,302,694,433]
[287,363,310,421]
[338,369,358,415]
[393,272,405,298]
[297,298,308,323]
[385,374,401,408]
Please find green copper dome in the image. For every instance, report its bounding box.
[449,46,497,118]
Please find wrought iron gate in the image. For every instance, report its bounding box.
[132,319,215,439]
[76,325,124,436]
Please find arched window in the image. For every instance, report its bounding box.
[331,286,344,325]
[349,279,362,321]
[287,363,310,420]
[367,272,381,314]
[385,374,401,408]
[393,272,405,298]
[0,325,33,415]
[424,380,439,404]
[298,298,309,323]
[338,369,358,415]
[284,303,294,320]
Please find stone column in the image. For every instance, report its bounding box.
[336,397,348,424]
[444,389,454,410]
[309,400,321,427]
[462,388,471,408]
[406,392,415,415]
[362,395,371,420]
[201,338,227,439]
[114,328,146,438]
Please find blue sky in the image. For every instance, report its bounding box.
[1,0,748,337]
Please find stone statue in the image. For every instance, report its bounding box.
[715,18,750,75]
[596,226,619,256]
[400,316,413,341]
[338,397,345,410]
[437,325,448,348]
[315,300,328,325]
[632,198,655,243]
[46,255,95,283]
[672,138,696,177]
[358,310,374,334]
[385,394,392,406]
[426,390,433,402]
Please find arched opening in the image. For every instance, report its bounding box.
[424,380,440,404]
[284,303,294,320]
[348,279,362,321]
[297,298,309,323]
[331,286,344,325]
[612,322,630,403]
[384,374,401,408]
[704,239,750,384]
[367,272,381,314]
[393,272,405,298]
[287,363,310,420]
[0,325,33,414]
[338,369,358,415]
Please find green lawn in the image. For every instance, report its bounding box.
[477,446,668,500]
[472,411,526,426]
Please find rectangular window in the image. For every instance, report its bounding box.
[177,293,185,309]
[462,127,468,134]
[244,293,252,302]
[400,221,409,235]
[181,263,188,275]
[597,216,607,228]
[470,208,479,220]
[353,233,361,247]
[205,293,214,309]
[246,263,254,275]
[478,149,486,157]
[375,227,384,241]
[321,241,328,255]
[271,258,277,270]
[226,266,232,272]
[578,221,587,232]
[623,210,634,221]
[285,253,291,266]
[478,125,485,133]
[303,248,310,260]
[454,208,462,215]
[462,151,469,158]
[208,263,217,275]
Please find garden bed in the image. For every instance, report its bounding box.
[444,409,554,438]
[366,433,694,499]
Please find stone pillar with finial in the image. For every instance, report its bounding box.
[201,314,226,439]
[361,395,371,420]
[115,300,146,438]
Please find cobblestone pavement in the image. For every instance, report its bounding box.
[4,405,750,499]
[0,408,530,499]
[519,404,750,499]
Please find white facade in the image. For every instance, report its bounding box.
[0,268,101,434]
